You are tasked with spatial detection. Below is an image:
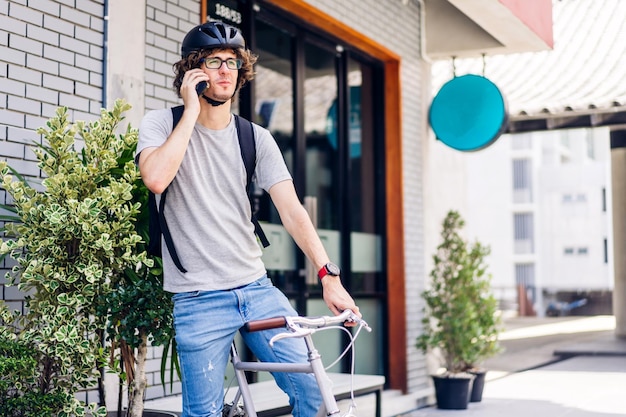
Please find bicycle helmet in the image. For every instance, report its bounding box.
[181,21,246,57]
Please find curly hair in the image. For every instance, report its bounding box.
[172,47,258,98]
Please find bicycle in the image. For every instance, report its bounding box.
[222,309,372,417]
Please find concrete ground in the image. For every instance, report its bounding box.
[401,315,626,417]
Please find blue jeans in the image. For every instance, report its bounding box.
[172,275,323,417]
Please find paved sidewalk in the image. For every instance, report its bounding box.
[403,356,626,416]
[402,315,626,417]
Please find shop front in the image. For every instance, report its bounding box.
[204,0,407,388]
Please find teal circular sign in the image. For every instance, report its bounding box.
[429,74,508,151]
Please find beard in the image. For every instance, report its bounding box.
[210,92,233,102]
[206,83,235,103]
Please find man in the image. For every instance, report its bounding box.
[137,21,360,417]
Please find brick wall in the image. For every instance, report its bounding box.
[144,0,199,111]
[0,0,106,311]
[0,0,108,405]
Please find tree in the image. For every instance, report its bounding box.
[101,156,176,416]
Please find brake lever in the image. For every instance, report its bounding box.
[269,328,314,346]
[344,311,372,333]
[358,320,372,333]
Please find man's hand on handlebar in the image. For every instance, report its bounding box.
[320,276,361,327]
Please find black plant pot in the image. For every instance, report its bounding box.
[432,374,473,410]
[107,411,179,417]
[469,369,487,402]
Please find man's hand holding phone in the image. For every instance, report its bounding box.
[181,69,209,101]
[195,80,208,96]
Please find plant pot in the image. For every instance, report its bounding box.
[432,374,473,410]
[107,411,179,417]
[468,369,487,402]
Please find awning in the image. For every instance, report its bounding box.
[431,0,626,133]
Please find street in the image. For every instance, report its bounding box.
[483,315,617,379]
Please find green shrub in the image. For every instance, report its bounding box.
[417,210,502,374]
[0,100,149,416]
[0,330,66,417]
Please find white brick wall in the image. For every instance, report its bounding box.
[0,0,112,404]
[0,0,106,299]
[144,0,198,110]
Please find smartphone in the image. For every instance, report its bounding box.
[196,81,208,96]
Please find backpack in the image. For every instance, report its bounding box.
[147,105,270,273]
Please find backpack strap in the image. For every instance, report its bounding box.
[234,114,270,248]
[157,188,188,273]
[146,106,187,272]
[172,105,184,128]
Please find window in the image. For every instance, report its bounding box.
[513,213,534,253]
[515,263,535,287]
[512,159,531,190]
[512,159,532,203]
[564,247,589,256]
[563,193,586,204]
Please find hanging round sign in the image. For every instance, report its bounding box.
[429,74,508,152]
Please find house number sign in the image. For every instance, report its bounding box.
[207,0,243,26]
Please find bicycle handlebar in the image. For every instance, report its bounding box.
[245,309,369,333]
[245,316,287,332]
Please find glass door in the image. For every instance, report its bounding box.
[248,9,385,376]
[302,37,341,287]
[251,18,302,301]
[301,38,345,371]
[345,58,385,375]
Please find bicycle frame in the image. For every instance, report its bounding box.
[228,335,339,417]
[225,310,367,417]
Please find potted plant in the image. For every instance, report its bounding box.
[0,100,148,417]
[416,210,501,409]
[460,260,502,403]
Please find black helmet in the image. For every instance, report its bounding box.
[181,22,245,57]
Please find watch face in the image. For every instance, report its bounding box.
[326,263,340,276]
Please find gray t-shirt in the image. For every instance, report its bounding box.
[137,108,292,293]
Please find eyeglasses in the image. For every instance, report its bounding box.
[201,57,243,70]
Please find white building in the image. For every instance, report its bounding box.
[458,127,613,316]
[429,0,625,319]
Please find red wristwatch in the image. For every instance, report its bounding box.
[318,262,341,280]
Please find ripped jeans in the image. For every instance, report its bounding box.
[172,275,322,417]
